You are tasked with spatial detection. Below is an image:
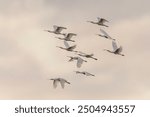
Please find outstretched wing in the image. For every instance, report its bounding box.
[66,33,77,39]
[64,41,70,48]
[77,57,84,68]
[68,45,76,51]
[112,41,118,51]
[85,72,95,76]
[97,17,108,23]
[118,46,123,53]
[100,29,111,38]
[53,80,59,88]
[59,79,66,89]
[53,25,66,33]
[53,25,58,32]
[59,79,70,89]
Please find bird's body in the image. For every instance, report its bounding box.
[67,56,87,68]
[97,29,115,41]
[87,17,109,27]
[55,33,77,42]
[75,71,95,76]
[44,25,67,35]
[104,41,125,56]
[77,51,98,60]
[49,78,70,89]
[57,41,77,52]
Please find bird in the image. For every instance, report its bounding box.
[44,25,67,35]
[104,41,125,56]
[87,17,109,27]
[75,71,95,76]
[77,51,98,60]
[56,41,77,52]
[55,33,77,42]
[49,78,70,89]
[97,29,115,41]
[67,56,87,68]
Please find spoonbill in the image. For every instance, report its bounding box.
[87,17,109,27]
[75,71,95,76]
[104,41,125,56]
[97,29,115,41]
[44,25,66,35]
[77,51,98,60]
[56,41,77,52]
[49,78,70,89]
[55,33,77,42]
[67,56,87,68]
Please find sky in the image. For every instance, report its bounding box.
[0,0,150,99]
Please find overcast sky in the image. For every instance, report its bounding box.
[0,0,150,99]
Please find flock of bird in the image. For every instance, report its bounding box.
[44,17,124,89]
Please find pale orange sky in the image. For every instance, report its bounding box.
[0,0,150,99]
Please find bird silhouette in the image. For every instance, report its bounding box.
[87,17,109,27]
[55,33,77,42]
[67,56,87,68]
[97,29,115,41]
[75,71,95,76]
[77,51,98,60]
[44,25,67,35]
[56,41,77,52]
[104,41,125,56]
[49,78,70,89]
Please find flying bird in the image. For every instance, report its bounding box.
[77,51,98,60]
[97,29,115,41]
[56,41,77,52]
[49,78,70,89]
[67,56,87,68]
[104,41,125,56]
[75,71,95,76]
[87,17,109,27]
[55,33,77,42]
[44,25,67,35]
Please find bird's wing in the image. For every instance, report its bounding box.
[59,79,65,89]
[55,26,66,33]
[53,25,58,32]
[101,18,108,23]
[112,41,118,51]
[100,29,111,38]
[64,41,70,48]
[85,72,94,76]
[118,46,123,53]
[66,33,76,39]
[69,45,76,50]
[77,57,84,68]
[67,56,74,62]
[53,80,59,88]
[97,17,101,22]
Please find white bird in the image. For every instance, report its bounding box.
[55,33,77,42]
[49,78,70,89]
[75,71,95,76]
[44,25,67,35]
[67,56,87,68]
[77,51,98,60]
[104,41,125,56]
[56,41,77,52]
[97,29,115,41]
[87,17,109,27]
